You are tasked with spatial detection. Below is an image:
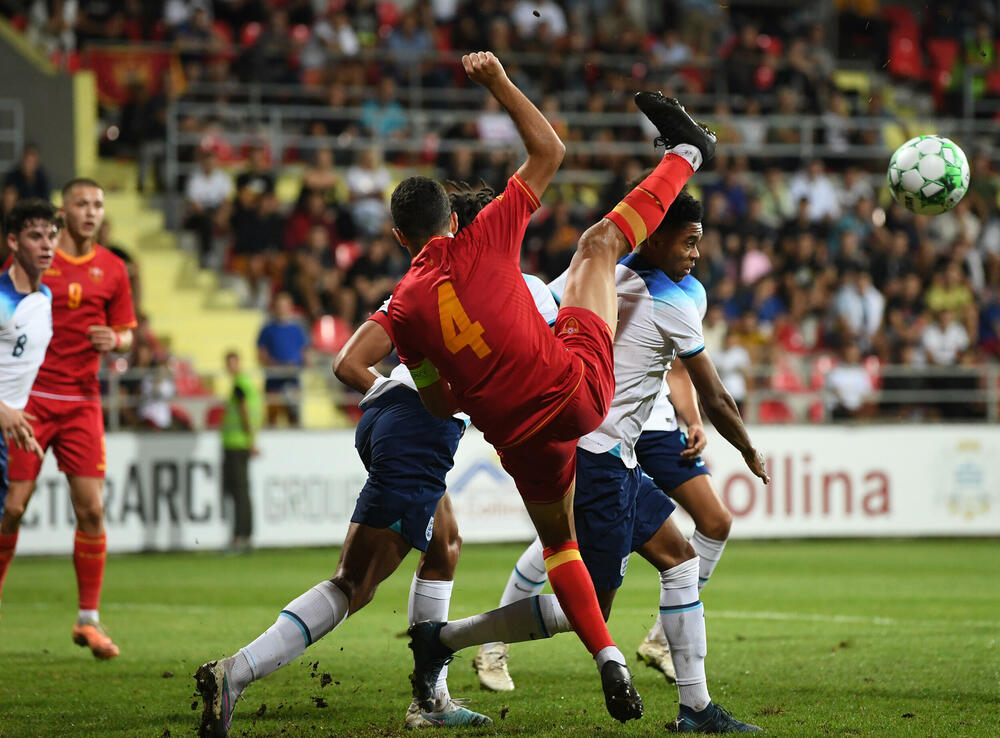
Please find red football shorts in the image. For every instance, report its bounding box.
[497,307,615,504]
[8,395,107,480]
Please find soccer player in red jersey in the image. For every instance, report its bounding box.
[0,178,136,659]
[389,52,716,723]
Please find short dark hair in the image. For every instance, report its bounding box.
[61,177,103,200]
[446,180,495,233]
[4,198,57,237]
[390,176,451,245]
[655,188,703,234]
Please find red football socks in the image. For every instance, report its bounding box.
[0,531,18,599]
[74,531,106,611]
[604,153,695,249]
[543,541,614,656]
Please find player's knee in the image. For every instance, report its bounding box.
[575,220,622,263]
[700,508,732,541]
[74,502,104,531]
[330,575,375,614]
[1,499,26,527]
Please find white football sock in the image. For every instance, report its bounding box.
[481,538,548,650]
[658,557,710,711]
[690,530,727,591]
[232,580,349,691]
[78,609,99,624]
[499,538,547,606]
[595,645,627,670]
[666,143,703,173]
[409,575,454,705]
[439,594,570,652]
[646,619,668,645]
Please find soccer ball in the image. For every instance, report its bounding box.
[887,135,970,215]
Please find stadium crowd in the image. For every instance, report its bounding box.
[2,0,999,425]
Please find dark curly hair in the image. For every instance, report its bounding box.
[4,198,58,237]
[446,180,495,233]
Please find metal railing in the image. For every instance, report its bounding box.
[97,362,1000,431]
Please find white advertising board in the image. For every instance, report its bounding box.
[13,425,999,556]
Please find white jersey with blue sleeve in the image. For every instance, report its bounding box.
[0,271,53,410]
[641,276,708,434]
[360,273,558,408]
[549,253,707,467]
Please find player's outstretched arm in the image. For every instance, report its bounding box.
[333,321,394,394]
[681,350,770,484]
[666,361,707,458]
[462,51,565,198]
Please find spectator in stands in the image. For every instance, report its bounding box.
[715,330,752,415]
[184,148,233,266]
[360,77,408,139]
[257,292,308,427]
[922,308,970,368]
[236,146,275,198]
[302,148,340,202]
[346,236,402,321]
[344,149,390,238]
[310,4,361,61]
[284,189,338,252]
[789,159,841,223]
[3,144,50,201]
[825,343,875,420]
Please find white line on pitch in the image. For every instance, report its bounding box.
[709,610,997,629]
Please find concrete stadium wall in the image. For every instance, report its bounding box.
[0,24,80,187]
[16,426,999,556]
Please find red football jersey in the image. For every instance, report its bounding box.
[388,174,580,447]
[33,245,137,398]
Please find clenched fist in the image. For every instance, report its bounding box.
[462,51,508,88]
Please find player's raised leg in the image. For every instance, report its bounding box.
[559,92,717,332]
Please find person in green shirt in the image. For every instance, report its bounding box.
[221,350,261,551]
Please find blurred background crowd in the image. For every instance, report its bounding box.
[2,0,999,427]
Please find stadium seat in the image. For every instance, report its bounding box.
[758,400,796,423]
[240,22,262,48]
[312,315,352,355]
[926,38,959,74]
[204,403,226,429]
[888,32,924,79]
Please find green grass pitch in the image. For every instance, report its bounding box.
[1,540,997,737]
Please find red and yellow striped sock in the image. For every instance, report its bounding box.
[73,531,106,611]
[543,541,614,656]
[0,531,18,599]
[604,153,694,249]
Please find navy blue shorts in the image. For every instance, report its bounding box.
[352,386,464,552]
[573,448,642,591]
[629,471,677,552]
[634,429,709,494]
[0,434,7,514]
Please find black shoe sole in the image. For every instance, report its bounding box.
[634,91,716,162]
[600,661,644,723]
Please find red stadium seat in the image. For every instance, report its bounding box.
[312,315,352,355]
[758,400,795,424]
[888,32,924,79]
[241,22,262,48]
[926,38,959,74]
[204,404,226,429]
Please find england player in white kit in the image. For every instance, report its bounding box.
[407,190,770,733]
[0,200,56,519]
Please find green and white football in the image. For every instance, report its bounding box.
[887,135,970,215]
